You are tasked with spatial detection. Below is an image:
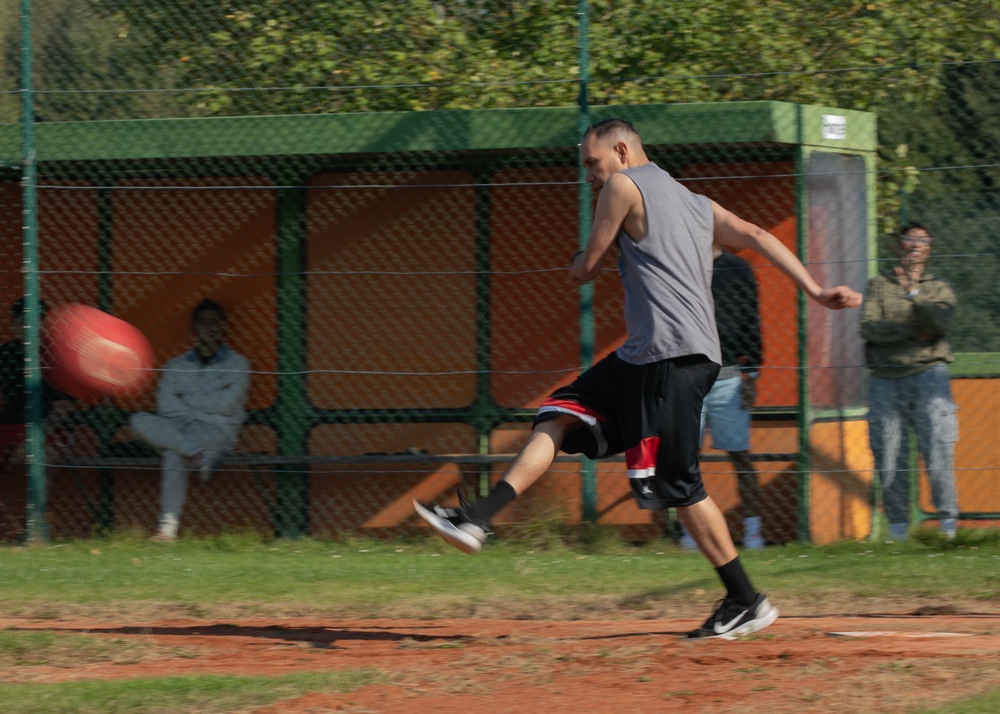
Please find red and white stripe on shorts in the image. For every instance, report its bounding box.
[625,436,660,479]
[537,399,605,427]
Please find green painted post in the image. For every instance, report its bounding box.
[94,188,116,532]
[96,188,115,311]
[274,182,310,538]
[21,0,48,542]
[794,110,812,543]
[865,152,881,538]
[474,173,494,497]
[577,0,597,522]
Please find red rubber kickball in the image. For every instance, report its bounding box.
[41,303,154,403]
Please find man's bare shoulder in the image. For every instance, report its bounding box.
[606,170,638,187]
[603,171,643,203]
[602,172,646,241]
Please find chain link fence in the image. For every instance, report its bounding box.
[1,1,998,544]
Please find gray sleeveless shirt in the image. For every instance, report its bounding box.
[614,162,721,366]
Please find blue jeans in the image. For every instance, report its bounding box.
[867,365,959,525]
[700,375,750,452]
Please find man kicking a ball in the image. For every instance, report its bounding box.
[416,118,861,639]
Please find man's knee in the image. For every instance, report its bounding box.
[129,412,154,440]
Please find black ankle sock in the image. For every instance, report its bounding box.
[467,481,516,523]
[715,557,757,606]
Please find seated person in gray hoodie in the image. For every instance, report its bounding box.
[130,299,249,541]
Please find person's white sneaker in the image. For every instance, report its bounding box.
[414,497,490,554]
[687,593,779,640]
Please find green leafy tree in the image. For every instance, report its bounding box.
[5,2,997,122]
[0,0,198,122]
[1,0,997,349]
[884,61,1000,352]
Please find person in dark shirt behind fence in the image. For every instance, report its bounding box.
[681,245,765,550]
[0,298,76,470]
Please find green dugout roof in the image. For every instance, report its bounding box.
[0,101,876,164]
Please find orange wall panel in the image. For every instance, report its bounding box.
[0,182,101,341]
[306,172,477,410]
[109,177,278,412]
[489,168,626,408]
[920,378,1000,516]
[681,163,800,408]
[308,422,478,537]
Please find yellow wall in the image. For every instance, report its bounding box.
[808,419,874,544]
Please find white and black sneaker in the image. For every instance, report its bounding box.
[414,493,491,554]
[687,593,778,640]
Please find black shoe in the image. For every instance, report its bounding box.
[687,593,778,640]
[413,491,491,554]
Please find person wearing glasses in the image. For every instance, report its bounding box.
[861,222,959,541]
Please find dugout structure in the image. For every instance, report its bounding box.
[1,101,895,543]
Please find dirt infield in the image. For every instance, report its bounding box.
[4,609,1000,713]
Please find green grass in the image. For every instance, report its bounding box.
[0,530,997,620]
[951,352,1000,377]
[0,530,997,712]
[0,670,388,714]
[917,688,1000,714]
[0,629,174,666]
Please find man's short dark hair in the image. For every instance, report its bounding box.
[191,298,225,322]
[899,221,931,237]
[11,297,48,320]
[583,118,641,143]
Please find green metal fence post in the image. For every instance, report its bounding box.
[794,108,812,543]
[21,0,48,542]
[577,0,597,522]
[273,180,310,538]
[473,169,494,497]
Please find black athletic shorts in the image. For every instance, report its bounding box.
[534,352,719,509]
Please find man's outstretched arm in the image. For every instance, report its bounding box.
[712,202,862,310]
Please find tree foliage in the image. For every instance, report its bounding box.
[0,0,997,348]
[2,2,995,121]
